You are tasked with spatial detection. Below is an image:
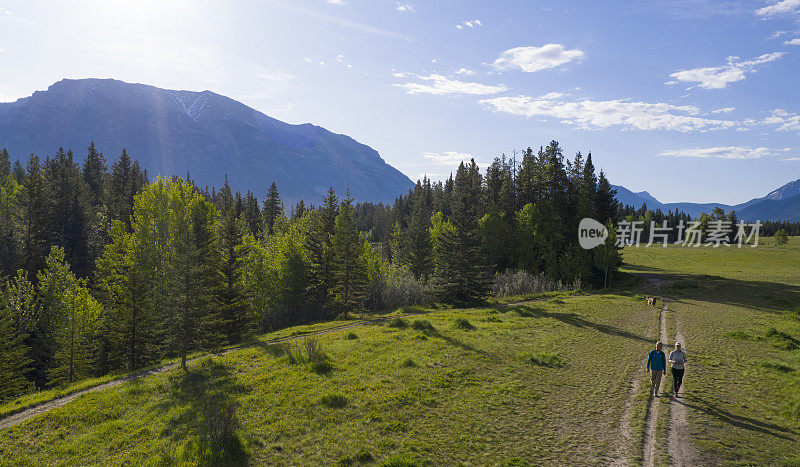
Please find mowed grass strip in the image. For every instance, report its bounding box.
[0,294,653,465]
[624,237,800,464]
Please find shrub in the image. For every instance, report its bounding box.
[387,318,408,329]
[368,266,433,312]
[401,357,416,368]
[345,332,358,340]
[492,270,582,296]
[484,316,502,323]
[523,352,566,368]
[311,360,333,374]
[320,393,348,408]
[453,318,475,330]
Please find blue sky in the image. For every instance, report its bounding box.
[1,0,799,203]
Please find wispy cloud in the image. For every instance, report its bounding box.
[325,0,348,5]
[751,108,800,132]
[479,92,737,132]
[394,74,506,95]
[711,107,736,114]
[785,38,800,45]
[456,19,482,29]
[660,146,791,159]
[264,0,410,41]
[396,2,415,13]
[455,67,477,76]
[423,152,476,164]
[755,0,800,16]
[668,52,785,89]
[492,44,585,73]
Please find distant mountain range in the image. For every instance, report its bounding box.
[613,179,800,221]
[0,78,413,205]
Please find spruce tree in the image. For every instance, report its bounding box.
[305,187,338,313]
[18,155,49,280]
[262,181,283,235]
[433,161,491,304]
[331,192,368,314]
[216,209,247,344]
[0,292,32,400]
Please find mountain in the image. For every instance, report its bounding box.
[0,78,413,204]
[738,193,800,222]
[612,178,800,221]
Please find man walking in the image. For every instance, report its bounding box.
[646,341,666,397]
[669,342,687,397]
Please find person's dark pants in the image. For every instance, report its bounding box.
[672,368,685,394]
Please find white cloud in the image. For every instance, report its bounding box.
[336,54,344,62]
[423,152,476,165]
[492,44,585,73]
[455,67,476,76]
[711,107,735,113]
[456,19,482,29]
[785,38,800,45]
[325,0,348,5]
[756,108,800,132]
[660,147,791,159]
[755,0,800,16]
[786,157,800,161]
[479,93,737,132]
[769,30,790,38]
[668,52,785,89]
[395,74,506,95]
[255,69,294,83]
[396,2,415,12]
[304,57,313,63]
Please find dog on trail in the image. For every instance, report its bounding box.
[647,296,657,307]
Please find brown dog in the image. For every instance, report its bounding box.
[647,296,656,307]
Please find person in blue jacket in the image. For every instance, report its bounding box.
[646,341,667,397]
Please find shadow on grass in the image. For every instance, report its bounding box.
[622,263,666,273]
[679,394,799,441]
[654,273,800,314]
[155,359,250,465]
[503,305,651,343]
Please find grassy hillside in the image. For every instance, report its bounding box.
[1,238,798,464]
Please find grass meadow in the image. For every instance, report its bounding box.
[0,237,797,464]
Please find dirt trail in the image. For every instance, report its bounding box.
[667,325,698,465]
[641,298,668,466]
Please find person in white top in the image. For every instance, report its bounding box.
[669,342,687,397]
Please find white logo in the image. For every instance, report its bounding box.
[578,218,608,249]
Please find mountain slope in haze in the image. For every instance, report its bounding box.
[612,178,800,221]
[0,78,413,204]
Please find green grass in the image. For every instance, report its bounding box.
[2,237,798,464]
[0,292,653,464]
[624,236,800,464]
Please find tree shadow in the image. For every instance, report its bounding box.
[679,394,799,441]
[622,264,665,272]
[654,273,800,314]
[504,305,651,343]
[154,359,250,465]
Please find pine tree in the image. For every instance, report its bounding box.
[596,171,618,224]
[403,194,434,280]
[305,188,338,313]
[18,155,49,280]
[243,191,263,236]
[262,181,283,235]
[82,142,107,209]
[0,153,21,277]
[0,294,32,400]
[45,148,90,277]
[331,192,368,314]
[216,209,247,344]
[433,161,491,304]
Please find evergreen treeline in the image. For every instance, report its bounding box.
[0,140,622,401]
